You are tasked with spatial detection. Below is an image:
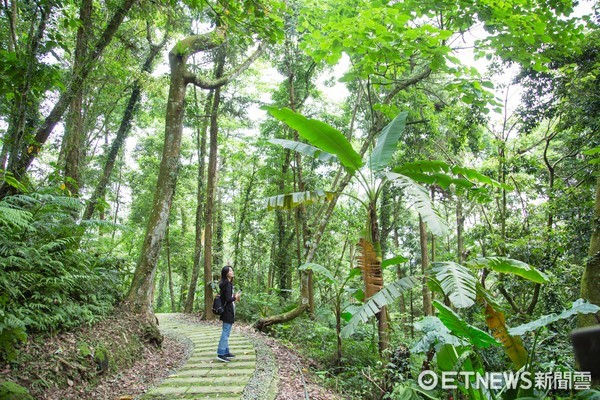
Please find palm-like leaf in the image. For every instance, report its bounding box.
[431,262,477,308]
[341,276,419,338]
[394,160,512,203]
[357,238,383,298]
[264,190,336,210]
[385,172,449,236]
[298,263,335,284]
[433,301,500,348]
[264,106,363,173]
[368,111,408,171]
[268,139,338,163]
[509,299,600,336]
[467,257,548,284]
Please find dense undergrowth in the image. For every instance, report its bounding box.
[237,291,600,400]
[0,191,129,361]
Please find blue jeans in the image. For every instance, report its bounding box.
[217,322,232,356]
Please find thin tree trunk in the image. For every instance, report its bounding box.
[125,27,261,320]
[166,225,176,312]
[457,197,465,263]
[420,215,432,316]
[202,49,226,320]
[0,0,138,199]
[183,88,211,313]
[83,31,167,220]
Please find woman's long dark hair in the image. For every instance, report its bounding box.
[219,265,232,285]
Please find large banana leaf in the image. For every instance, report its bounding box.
[467,257,548,284]
[484,304,528,369]
[368,111,408,171]
[385,172,449,236]
[268,138,338,163]
[341,276,419,338]
[431,262,477,308]
[509,299,600,336]
[264,106,363,173]
[298,263,335,284]
[395,160,512,190]
[264,190,336,210]
[382,254,409,269]
[433,301,500,348]
[394,160,512,203]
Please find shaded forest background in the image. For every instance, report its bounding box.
[1,0,599,398]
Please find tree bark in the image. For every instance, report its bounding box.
[166,225,176,312]
[202,50,225,320]
[61,0,93,195]
[580,176,600,327]
[183,88,211,313]
[420,215,432,316]
[125,28,260,321]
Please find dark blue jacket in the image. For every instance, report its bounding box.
[219,280,236,324]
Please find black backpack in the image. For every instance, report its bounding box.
[212,295,224,315]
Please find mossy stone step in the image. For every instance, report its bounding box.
[145,314,257,400]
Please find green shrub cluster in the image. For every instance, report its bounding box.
[0,192,126,361]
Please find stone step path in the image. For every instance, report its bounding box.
[142,314,256,400]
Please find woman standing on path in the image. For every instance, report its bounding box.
[217,265,240,362]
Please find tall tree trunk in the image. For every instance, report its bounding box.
[0,0,138,199]
[61,0,93,195]
[1,3,50,171]
[580,176,600,327]
[419,215,432,316]
[156,270,166,311]
[83,30,168,220]
[184,88,211,313]
[125,27,260,320]
[166,225,176,312]
[202,49,226,320]
[233,160,257,269]
[457,197,465,263]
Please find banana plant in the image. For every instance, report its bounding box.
[411,258,599,399]
[263,106,509,354]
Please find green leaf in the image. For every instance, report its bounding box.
[583,146,600,156]
[382,255,409,269]
[433,301,500,348]
[431,262,477,308]
[263,107,363,173]
[509,299,600,336]
[268,138,338,163]
[411,316,465,353]
[298,263,335,284]
[341,277,419,338]
[466,257,548,284]
[264,190,336,210]
[385,173,449,236]
[368,111,408,171]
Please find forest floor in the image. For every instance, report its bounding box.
[2,311,343,400]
